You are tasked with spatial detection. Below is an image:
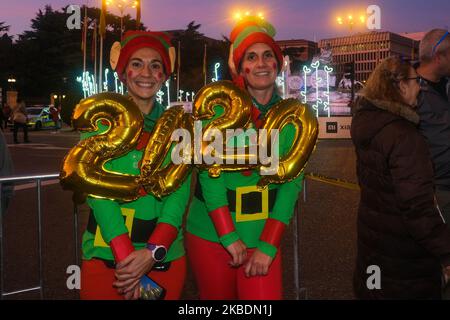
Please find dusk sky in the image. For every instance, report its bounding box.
[1,0,449,41]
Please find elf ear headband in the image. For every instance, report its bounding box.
[109,39,176,73]
[228,16,278,75]
[110,41,122,70]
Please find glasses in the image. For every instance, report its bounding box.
[431,31,449,56]
[404,77,421,84]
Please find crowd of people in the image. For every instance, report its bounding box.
[351,29,450,299]
[1,16,449,300]
[72,16,450,300]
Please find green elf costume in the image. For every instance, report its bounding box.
[186,17,304,300]
[80,31,190,300]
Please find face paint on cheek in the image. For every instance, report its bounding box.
[127,70,133,79]
[272,62,277,70]
[245,68,250,74]
[156,72,163,80]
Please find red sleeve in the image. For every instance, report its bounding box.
[259,218,286,248]
[209,205,235,237]
[148,222,178,249]
[110,233,134,262]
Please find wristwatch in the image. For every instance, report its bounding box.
[146,243,167,262]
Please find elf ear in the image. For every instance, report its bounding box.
[169,47,176,74]
[280,55,289,73]
[110,41,122,70]
[169,47,176,72]
[228,44,237,76]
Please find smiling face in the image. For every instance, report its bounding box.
[123,47,166,102]
[239,43,278,91]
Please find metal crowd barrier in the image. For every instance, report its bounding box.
[0,173,79,300]
[294,173,359,299]
[0,171,358,300]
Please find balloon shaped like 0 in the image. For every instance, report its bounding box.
[140,106,193,198]
[257,99,318,188]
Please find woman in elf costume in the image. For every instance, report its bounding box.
[186,17,304,299]
[80,31,191,300]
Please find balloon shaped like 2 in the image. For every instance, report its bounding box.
[60,92,143,202]
[192,80,257,177]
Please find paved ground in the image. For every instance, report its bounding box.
[0,127,359,300]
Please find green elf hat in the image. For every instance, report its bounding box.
[110,30,176,83]
[228,16,284,88]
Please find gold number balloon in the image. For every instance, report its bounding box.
[140,106,193,198]
[257,99,318,188]
[192,80,257,177]
[60,92,143,202]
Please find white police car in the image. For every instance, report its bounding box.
[26,106,60,130]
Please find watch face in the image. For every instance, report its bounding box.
[154,247,166,261]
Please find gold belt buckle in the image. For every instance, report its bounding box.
[235,185,269,222]
[94,207,135,247]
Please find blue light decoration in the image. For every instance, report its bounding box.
[165,79,171,109]
[77,69,123,98]
[103,68,109,92]
[323,65,334,117]
[156,89,164,105]
[113,72,124,95]
[276,75,284,98]
[301,66,311,104]
[211,62,221,82]
[311,61,322,118]
[176,90,196,103]
[298,61,334,117]
[177,89,184,102]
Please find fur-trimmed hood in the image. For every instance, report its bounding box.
[351,96,419,148]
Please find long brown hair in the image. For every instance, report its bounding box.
[361,56,412,105]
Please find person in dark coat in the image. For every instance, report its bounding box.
[415,29,450,222]
[351,56,450,299]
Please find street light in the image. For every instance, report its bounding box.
[106,0,138,39]
[52,93,66,107]
[233,10,265,21]
[7,77,16,90]
[336,13,365,32]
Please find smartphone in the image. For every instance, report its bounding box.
[140,275,166,300]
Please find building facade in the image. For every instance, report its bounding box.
[276,39,319,75]
[319,31,419,83]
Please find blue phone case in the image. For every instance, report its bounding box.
[140,275,166,300]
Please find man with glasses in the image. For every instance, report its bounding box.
[416,29,450,222]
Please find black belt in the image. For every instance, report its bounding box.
[87,209,157,244]
[194,180,278,214]
[227,188,277,214]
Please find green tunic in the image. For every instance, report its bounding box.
[186,93,304,258]
[81,101,191,263]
